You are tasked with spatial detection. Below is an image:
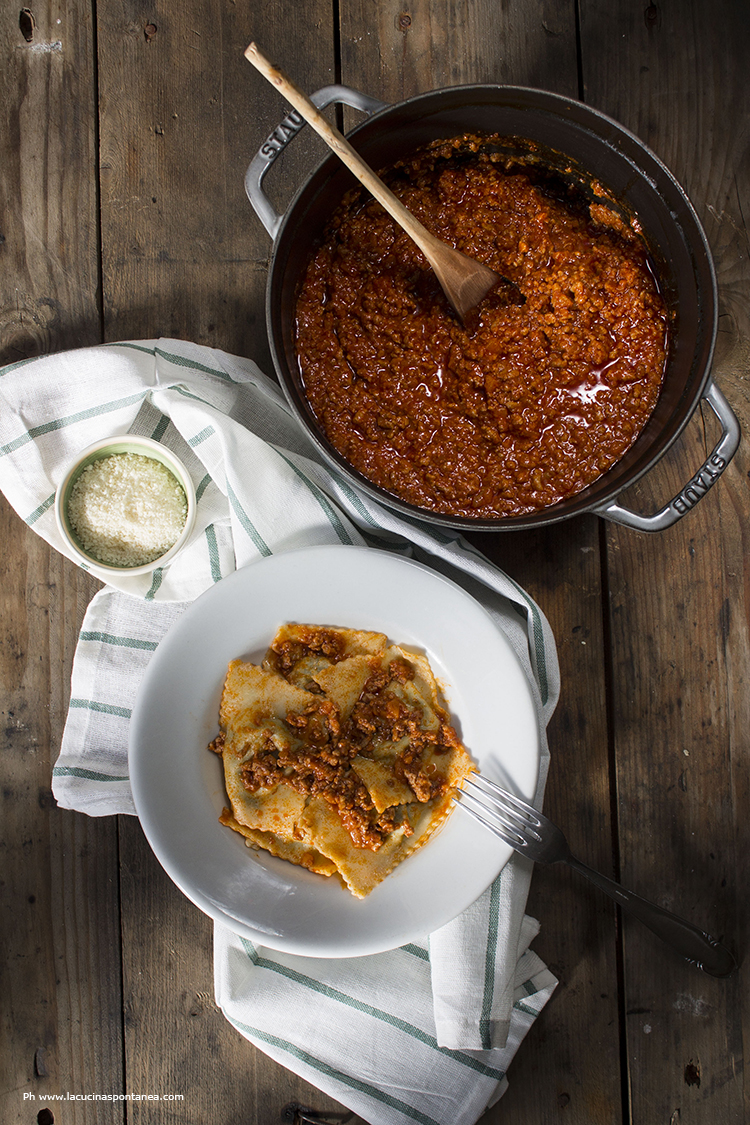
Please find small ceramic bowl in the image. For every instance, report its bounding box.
[54,435,197,577]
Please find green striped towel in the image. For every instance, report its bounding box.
[0,339,559,1124]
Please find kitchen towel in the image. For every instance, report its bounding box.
[0,339,559,1125]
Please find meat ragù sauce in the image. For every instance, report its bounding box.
[294,134,670,519]
[239,642,457,852]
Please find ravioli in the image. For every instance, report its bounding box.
[209,624,474,898]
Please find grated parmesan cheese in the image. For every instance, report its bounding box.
[67,452,188,567]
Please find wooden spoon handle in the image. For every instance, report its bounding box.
[244,42,440,257]
[245,42,500,320]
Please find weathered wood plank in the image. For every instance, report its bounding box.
[0,499,122,1125]
[96,0,338,365]
[339,0,577,102]
[474,521,624,1125]
[580,0,749,1121]
[0,2,125,1122]
[0,2,101,363]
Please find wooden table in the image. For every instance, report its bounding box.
[2,2,747,1122]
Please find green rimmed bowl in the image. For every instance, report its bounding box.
[54,435,197,577]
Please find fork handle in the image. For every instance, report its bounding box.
[566,856,737,977]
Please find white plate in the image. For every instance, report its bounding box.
[129,545,541,957]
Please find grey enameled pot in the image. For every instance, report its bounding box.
[246,83,740,532]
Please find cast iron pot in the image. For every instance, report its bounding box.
[246,84,740,532]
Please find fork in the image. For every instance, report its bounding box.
[456,773,737,978]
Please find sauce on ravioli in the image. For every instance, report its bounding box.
[209,624,474,898]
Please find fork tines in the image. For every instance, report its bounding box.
[454,773,542,850]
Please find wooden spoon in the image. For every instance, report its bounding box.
[245,42,501,321]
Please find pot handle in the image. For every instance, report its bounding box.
[592,379,740,532]
[245,84,388,240]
